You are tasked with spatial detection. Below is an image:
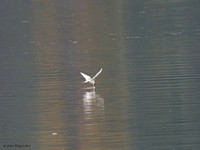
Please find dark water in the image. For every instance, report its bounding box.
[0,1,200,150]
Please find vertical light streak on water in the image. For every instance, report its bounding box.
[30,1,66,149]
[68,1,132,149]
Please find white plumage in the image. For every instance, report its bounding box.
[80,68,103,86]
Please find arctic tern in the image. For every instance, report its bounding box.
[80,68,103,86]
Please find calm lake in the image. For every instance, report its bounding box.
[0,0,200,150]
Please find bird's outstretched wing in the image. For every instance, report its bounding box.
[92,68,103,80]
[80,72,91,81]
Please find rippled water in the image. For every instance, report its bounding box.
[0,1,200,150]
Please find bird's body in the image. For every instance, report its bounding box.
[80,68,103,86]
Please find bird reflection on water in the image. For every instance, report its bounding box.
[82,88,105,120]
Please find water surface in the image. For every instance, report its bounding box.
[0,0,200,150]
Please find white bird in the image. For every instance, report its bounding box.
[80,68,103,86]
